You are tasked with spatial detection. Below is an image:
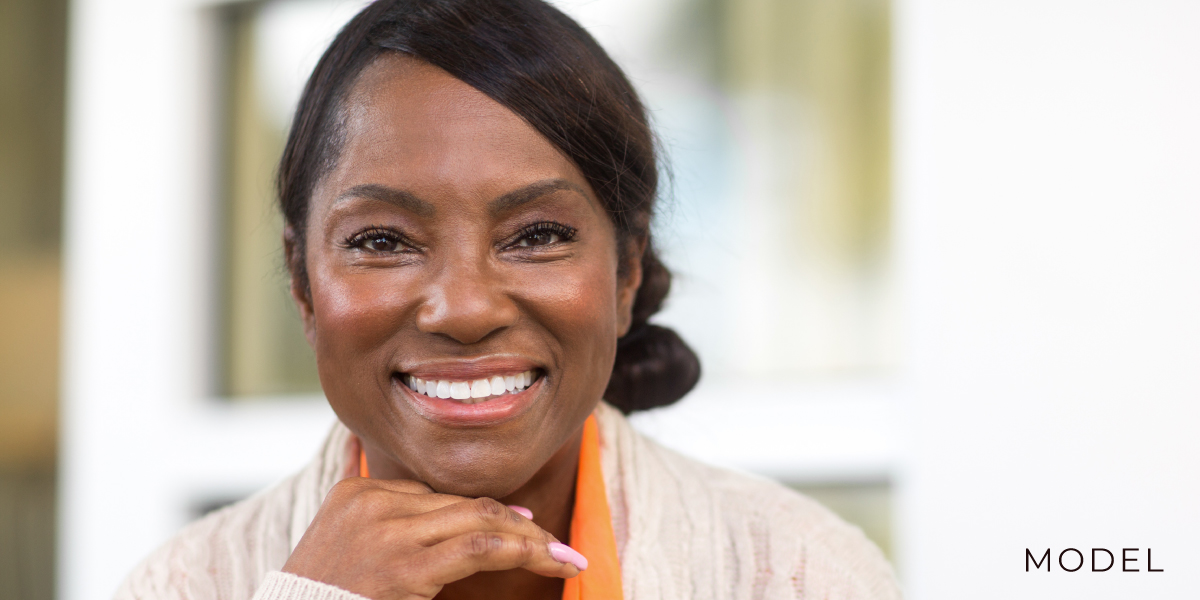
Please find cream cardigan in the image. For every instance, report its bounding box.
[118,402,902,599]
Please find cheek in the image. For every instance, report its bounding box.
[308,268,411,387]
[527,257,622,380]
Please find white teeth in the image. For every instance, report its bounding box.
[407,370,537,404]
[470,379,490,398]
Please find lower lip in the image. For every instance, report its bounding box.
[398,376,543,426]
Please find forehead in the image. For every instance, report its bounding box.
[324,53,587,201]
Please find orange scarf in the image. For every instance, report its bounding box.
[560,414,623,599]
[357,414,623,600]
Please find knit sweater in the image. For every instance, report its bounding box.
[117,402,902,599]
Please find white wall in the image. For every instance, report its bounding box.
[59,1,341,598]
[895,0,1200,597]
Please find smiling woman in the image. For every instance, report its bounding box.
[295,55,639,506]
[116,1,899,599]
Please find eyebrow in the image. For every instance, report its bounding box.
[488,178,589,215]
[335,179,589,217]
[335,184,435,217]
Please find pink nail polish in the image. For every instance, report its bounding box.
[507,505,534,519]
[548,542,588,571]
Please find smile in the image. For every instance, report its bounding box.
[402,370,540,404]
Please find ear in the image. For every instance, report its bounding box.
[284,225,318,348]
[615,236,646,337]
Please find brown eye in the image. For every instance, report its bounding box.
[510,222,576,249]
[363,234,399,252]
[346,228,409,253]
[517,230,562,247]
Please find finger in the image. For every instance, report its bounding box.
[405,497,559,546]
[360,478,482,514]
[419,532,583,584]
[327,477,443,504]
[358,478,438,495]
[325,478,473,523]
[383,491,474,517]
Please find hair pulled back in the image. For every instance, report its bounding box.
[278,0,699,413]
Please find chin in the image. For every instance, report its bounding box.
[420,462,533,499]
[403,439,543,499]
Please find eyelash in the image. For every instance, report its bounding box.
[342,221,577,255]
[506,221,577,250]
[343,227,414,253]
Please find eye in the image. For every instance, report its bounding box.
[363,233,398,252]
[345,228,410,254]
[511,222,576,249]
[516,230,561,247]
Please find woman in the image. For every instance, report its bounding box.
[119,1,900,598]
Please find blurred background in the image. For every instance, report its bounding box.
[1,0,67,597]
[2,0,1198,599]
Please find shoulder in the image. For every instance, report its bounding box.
[596,403,901,600]
[679,453,899,598]
[116,423,355,600]
[115,475,302,600]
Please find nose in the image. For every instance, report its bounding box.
[415,254,519,345]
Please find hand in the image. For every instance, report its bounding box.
[281,477,586,600]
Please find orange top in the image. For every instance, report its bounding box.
[357,414,623,600]
[560,414,623,600]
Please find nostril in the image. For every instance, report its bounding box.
[413,278,519,345]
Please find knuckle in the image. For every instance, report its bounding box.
[465,532,500,558]
[342,487,387,515]
[328,477,360,497]
[473,497,507,522]
[325,479,365,505]
[517,535,538,559]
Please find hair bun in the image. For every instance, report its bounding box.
[604,324,701,414]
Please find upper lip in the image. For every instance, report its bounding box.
[398,355,542,381]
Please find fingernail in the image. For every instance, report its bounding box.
[548,542,588,571]
[507,505,534,519]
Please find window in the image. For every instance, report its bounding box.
[218,1,370,397]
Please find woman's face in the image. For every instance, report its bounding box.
[293,55,640,498]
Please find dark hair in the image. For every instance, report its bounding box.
[278,0,700,413]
